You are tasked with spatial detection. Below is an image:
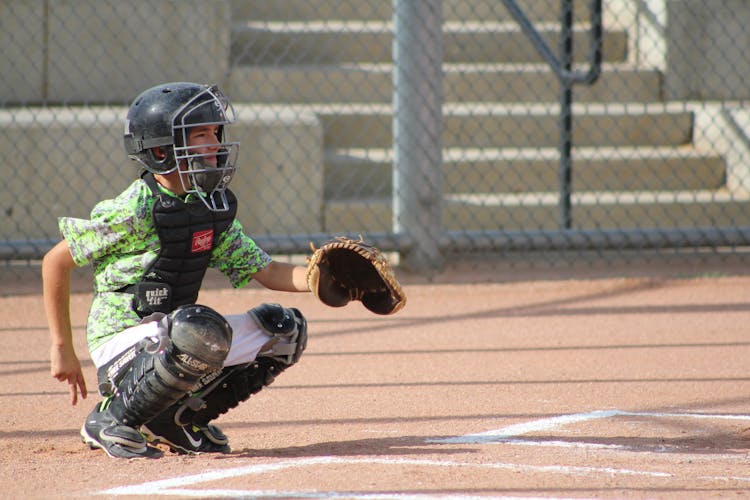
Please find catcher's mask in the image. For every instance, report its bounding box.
[123,82,239,212]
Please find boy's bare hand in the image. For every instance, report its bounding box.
[50,345,88,405]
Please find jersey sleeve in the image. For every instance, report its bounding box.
[210,219,272,288]
[58,180,153,267]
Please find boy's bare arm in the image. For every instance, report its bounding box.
[42,240,87,405]
[252,260,310,293]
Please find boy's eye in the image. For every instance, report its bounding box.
[190,128,219,140]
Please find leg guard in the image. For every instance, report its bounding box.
[106,304,232,427]
[250,303,308,365]
[164,304,307,427]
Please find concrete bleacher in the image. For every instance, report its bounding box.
[2,0,750,245]
[225,0,750,232]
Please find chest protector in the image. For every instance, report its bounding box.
[126,173,237,318]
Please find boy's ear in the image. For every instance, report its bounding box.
[151,147,167,160]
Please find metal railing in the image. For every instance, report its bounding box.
[504,0,602,229]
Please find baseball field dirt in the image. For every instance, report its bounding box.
[2,259,750,498]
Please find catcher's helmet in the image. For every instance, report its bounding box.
[123,82,239,211]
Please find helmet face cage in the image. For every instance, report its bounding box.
[123,83,239,212]
[172,85,239,212]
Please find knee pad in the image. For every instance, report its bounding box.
[249,303,307,366]
[164,304,233,375]
[104,305,232,427]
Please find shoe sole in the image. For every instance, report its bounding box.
[141,426,194,455]
[81,424,163,459]
[141,425,230,455]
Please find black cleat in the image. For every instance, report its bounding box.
[142,410,230,455]
[80,401,162,459]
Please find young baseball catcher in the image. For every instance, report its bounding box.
[43,82,405,459]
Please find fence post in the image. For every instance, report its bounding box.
[392,0,444,271]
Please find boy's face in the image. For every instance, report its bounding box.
[184,125,221,167]
[152,122,236,203]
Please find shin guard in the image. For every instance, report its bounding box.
[166,304,307,427]
[104,305,232,427]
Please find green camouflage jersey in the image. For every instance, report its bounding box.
[59,178,272,352]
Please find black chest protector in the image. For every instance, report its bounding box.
[125,173,237,318]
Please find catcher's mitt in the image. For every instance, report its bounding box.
[306,237,406,315]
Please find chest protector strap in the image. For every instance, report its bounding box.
[126,173,237,317]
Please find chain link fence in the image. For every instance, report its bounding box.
[2,0,750,277]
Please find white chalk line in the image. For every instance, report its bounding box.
[98,456,670,497]
[123,492,590,500]
[431,409,750,445]
[97,409,750,497]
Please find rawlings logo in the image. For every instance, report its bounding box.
[192,229,214,253]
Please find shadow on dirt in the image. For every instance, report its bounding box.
[222,430,750,460]
[225,434,475,459]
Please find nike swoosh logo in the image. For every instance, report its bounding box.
[181,426,202,448]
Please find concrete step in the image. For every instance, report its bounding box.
[231,21,627,64]
[228,63,662,104]
[324,147,726,198]
[231,0,594,23]
[323,190,750,233]
[313,102,694,149]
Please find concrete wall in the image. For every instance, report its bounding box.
[1,107,132,240]
[0,0,324,242]
[0,106,324,241]
[230,107,324,235]
[0,0,231,104]
[0,1,45,104]
[665,0,750,100]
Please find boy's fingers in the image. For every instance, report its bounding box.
[66,373,86,405]
[69,382,78,405]
[78,376,88,400]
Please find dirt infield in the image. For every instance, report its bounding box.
[2,263,750,499]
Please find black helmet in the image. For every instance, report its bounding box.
[123,82,239,211]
